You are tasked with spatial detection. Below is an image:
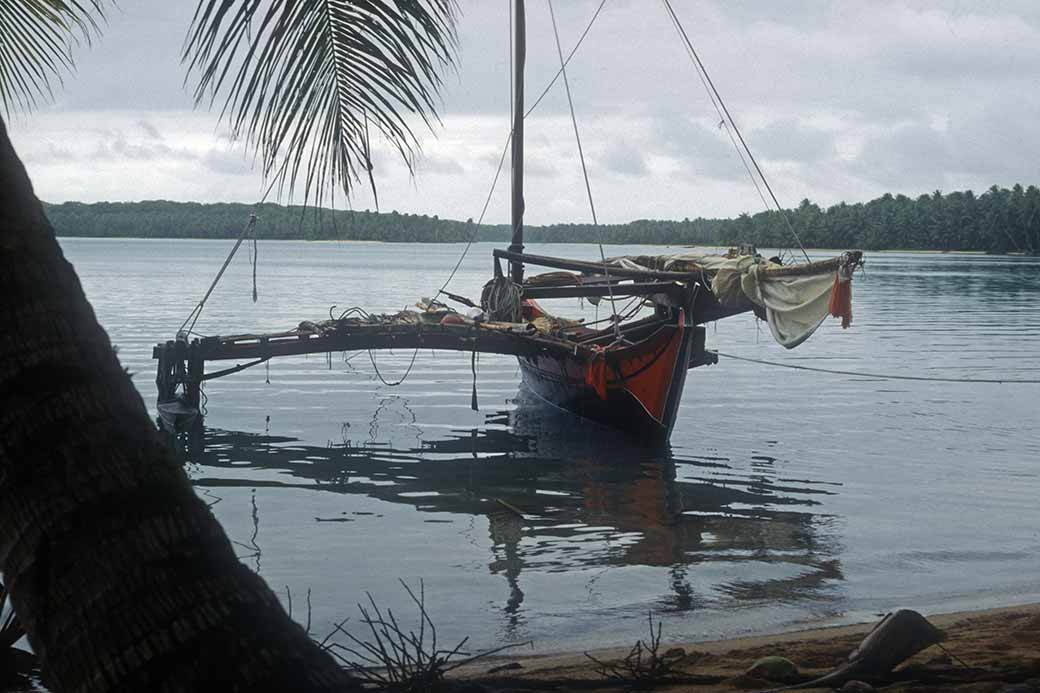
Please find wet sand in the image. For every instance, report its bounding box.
[459,603,1040,691]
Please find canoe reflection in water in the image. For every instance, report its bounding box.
[175,388,844,629]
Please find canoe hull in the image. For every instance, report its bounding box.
[157,397,199,432]
[518,315,695,441]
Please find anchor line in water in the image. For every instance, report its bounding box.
[714,351,1040,384]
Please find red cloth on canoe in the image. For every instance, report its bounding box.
[828,272,853,329]
[585,354,608,400]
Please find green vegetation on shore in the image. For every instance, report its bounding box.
[46,183,1040,253]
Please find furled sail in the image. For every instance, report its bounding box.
[604,250,863,349]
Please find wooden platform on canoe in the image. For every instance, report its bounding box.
[153,293,750,369]
[159,320,596,366]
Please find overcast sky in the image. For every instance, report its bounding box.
[9,1,1040,224]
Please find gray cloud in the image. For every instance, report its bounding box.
[29,143,77,163]
[202,148,253,176]
[92,132,196,162]
[137,119,163,140]
[479,147,509,169]
[751,119,835,162]
[600,141,649,177]
[54,2,198,111]
[853,98,1040,192]
[11,1,1040,222]
[652,114,747,182]
[853,121,949,189]
[524,155,558,178]
[416,153,465,175]
[477,142,556,177]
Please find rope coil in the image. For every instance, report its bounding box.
[481,275,522,323]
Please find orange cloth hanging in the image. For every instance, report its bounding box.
[828,272,853,328]
[585,354,609,400]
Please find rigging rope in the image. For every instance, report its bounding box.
[714,351,1040,384]
[177,156,292,336]
[367,348,421,387]
[251,234,258,302]
[436,130,511,298]
[548,0,620,340]
[525,0,607,119]
[660,7,771,224]
[179,214,258,335]
[435,0,609,301]
[661,0,811,264]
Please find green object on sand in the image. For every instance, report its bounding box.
[746,656,801,683]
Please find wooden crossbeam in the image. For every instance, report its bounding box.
[493,248,700,281]
[522,281,686,300]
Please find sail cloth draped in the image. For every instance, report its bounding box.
[740,264,838,348]
[606,252,858,349]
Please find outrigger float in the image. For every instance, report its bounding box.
[152,0,864,441]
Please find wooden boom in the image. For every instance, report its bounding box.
[493,249,700,281]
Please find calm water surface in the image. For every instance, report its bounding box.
[60,238,1040,653]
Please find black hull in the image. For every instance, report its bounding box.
[519,358,671,439]
[517,316,696,442]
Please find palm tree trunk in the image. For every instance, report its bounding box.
[0,118,357,691]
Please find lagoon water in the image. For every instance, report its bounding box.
[60,237,1040,653]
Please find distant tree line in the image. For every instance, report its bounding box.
[45,184,1040,253]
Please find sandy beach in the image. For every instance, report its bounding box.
[458,603,1040,691]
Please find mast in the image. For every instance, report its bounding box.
[508,0,526,284]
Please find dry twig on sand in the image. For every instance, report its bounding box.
[319,579,529,692]
[584,611,696,685]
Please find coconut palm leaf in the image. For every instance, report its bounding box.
[184,0,458,207]
[0,0,106,116]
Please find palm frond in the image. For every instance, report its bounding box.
[0,579,24,650]
[0,0,107,116]
[184,0,459,207]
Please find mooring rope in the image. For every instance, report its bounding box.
[714,351,1040,384]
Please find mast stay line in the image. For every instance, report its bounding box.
[435,0,608,300]
[547,0,621,339]
[661,0,811,264]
